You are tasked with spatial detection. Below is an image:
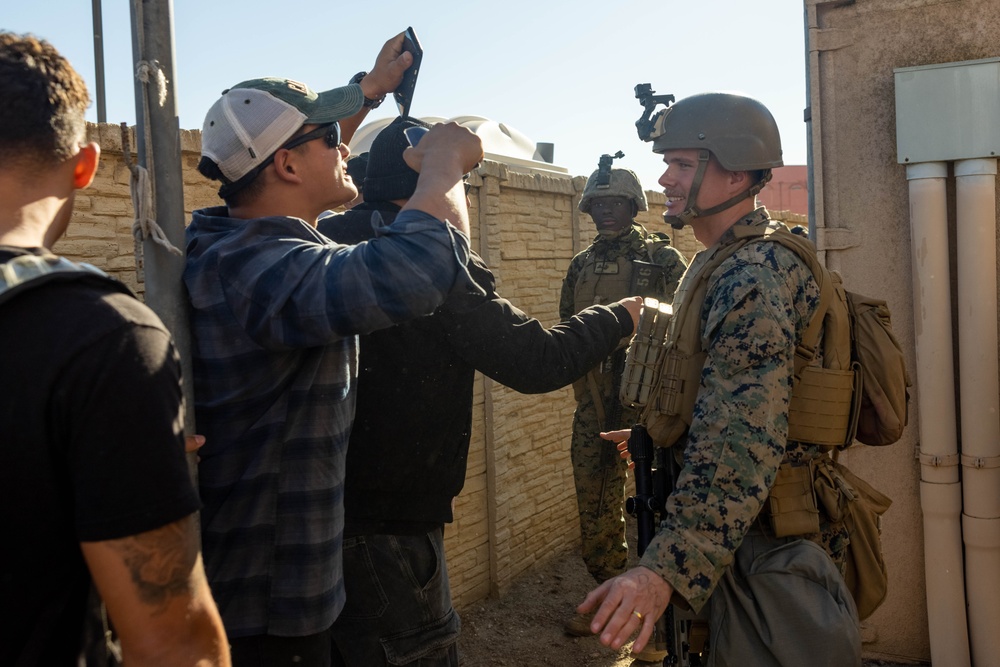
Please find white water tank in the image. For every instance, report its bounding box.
[348,115,567,175]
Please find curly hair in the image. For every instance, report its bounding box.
[0,32,90,167]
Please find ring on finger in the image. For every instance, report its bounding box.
[633,610,643,621]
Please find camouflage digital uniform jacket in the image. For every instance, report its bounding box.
[560,222,687,405]
[638,208,849,613]
[559,222,686,324]
[560,222,688,583]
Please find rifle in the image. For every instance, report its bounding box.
[622,300,699,666]
[594,347,628,524]
[626,426,697,666]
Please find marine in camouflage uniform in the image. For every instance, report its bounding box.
[581,93,861,667]
[559,167,687,587]
[641,209,856,656]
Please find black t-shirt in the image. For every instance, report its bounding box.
[0,247,201,666]
[317,208,630,532]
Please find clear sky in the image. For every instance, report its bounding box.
[4,0,808,193]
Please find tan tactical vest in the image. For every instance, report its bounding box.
[639,224,856,448]
[572,236,669,315]
[572,234,671,417]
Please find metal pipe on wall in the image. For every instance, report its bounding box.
[803,0,816,240]
[954,158,1000,667]
[905,161,971,667]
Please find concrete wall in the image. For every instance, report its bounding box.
[54,124,219,293]
[807,0,1000,662]
[61,122,697,610]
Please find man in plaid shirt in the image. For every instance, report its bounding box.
[185,33,483,666]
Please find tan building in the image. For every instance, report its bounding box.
[759,165,809,216]
[805,0,1000,664]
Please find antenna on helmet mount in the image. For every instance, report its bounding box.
[634,83,675,142]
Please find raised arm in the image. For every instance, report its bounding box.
[339,32,411,145]
[81,514,230,667]
[402,122,484,238]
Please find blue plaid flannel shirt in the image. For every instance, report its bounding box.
[184,206,478,638]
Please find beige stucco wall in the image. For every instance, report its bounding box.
[808,0,1000,662]
[61,122,698,612]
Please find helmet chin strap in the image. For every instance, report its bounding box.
[663,149,772,230]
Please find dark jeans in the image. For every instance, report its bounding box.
[231,628,339,667]
[331,527,460,667]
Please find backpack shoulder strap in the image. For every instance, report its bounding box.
[750,227,836,382]
[642,230,673,259]
[727,224,838,380]
[0,254,134,307]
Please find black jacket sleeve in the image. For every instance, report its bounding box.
[435,255,631,394]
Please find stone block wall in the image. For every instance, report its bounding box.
[54,124,220,293]
[61,123,695,611]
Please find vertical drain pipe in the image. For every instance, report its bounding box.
[954,158,1000,667]
[905,161,971,667]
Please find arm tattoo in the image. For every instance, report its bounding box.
[111,519,197,613]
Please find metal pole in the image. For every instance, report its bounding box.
[128,0,196,440]
[91,0,106,122]
[803,0,815,240]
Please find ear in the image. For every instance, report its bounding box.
[728,169,749,195]
[72,142,101,189]
[271,149,304,185]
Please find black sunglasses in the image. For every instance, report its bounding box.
[221,122,343,197]
[281,122,342,152]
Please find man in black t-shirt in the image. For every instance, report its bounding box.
[317,117,642,666]
[0,32,229,666]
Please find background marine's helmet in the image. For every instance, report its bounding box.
[578,167,648,214]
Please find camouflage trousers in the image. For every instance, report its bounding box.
[569,390,637,583]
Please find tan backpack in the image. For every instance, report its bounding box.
[634,224,910,450]
[622,223,907,621]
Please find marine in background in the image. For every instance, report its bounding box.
[560,159,687,653]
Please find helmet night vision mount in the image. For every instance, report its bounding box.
[634,83,675,143]
[596,150,625,189]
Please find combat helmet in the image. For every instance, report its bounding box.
[578,167,648,214]
[634,87,782,228]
